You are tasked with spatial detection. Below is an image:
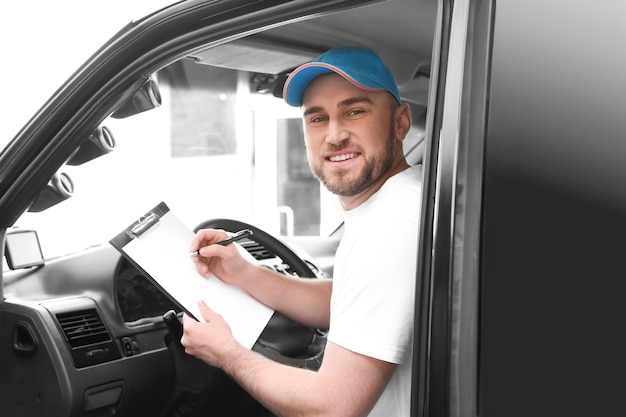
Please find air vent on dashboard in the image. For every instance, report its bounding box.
[57,309,111,348]
[55,308,121,368]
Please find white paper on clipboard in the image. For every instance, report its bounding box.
[111,203,274,349]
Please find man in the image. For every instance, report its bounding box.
[182,46,422,417]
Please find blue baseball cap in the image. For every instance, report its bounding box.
[283,46,401,107]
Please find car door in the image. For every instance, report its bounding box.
[479,1,626,416]
[422,1,626,417]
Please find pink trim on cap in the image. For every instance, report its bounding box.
[284,62,387,103]
[318,63,387,93]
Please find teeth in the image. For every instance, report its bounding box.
[329,153,357,162]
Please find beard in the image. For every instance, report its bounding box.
[309,127,397,197]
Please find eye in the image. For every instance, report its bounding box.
[308,115,327,124]
[346,108,366,118]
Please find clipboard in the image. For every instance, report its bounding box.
[110,202,274,349]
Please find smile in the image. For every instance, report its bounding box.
[328,153,359,162]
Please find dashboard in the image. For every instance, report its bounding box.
[0,231,332,417]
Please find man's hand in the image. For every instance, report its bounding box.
[190,228,254,285]
[181,300,243,367]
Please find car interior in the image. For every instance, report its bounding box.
[0,0,438,416]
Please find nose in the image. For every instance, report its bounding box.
[326,117,349,145]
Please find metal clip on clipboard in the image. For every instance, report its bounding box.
[129,212,160,238]
[110,202,170,250]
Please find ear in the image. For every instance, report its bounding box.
[394,103,412,141]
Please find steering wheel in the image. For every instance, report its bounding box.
[194,218,326,370]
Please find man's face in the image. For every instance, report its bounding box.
[301,73,403,201]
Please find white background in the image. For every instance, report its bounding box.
[0,1,173,146]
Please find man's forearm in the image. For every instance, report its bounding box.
[223,344,329,417]
[218,340,392,417]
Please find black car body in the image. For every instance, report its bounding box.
[1,0,624,416]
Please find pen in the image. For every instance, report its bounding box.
[189,229,253,257]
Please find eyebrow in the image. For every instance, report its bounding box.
[303,96,374,117]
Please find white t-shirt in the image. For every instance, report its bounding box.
[328,165,422,416]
